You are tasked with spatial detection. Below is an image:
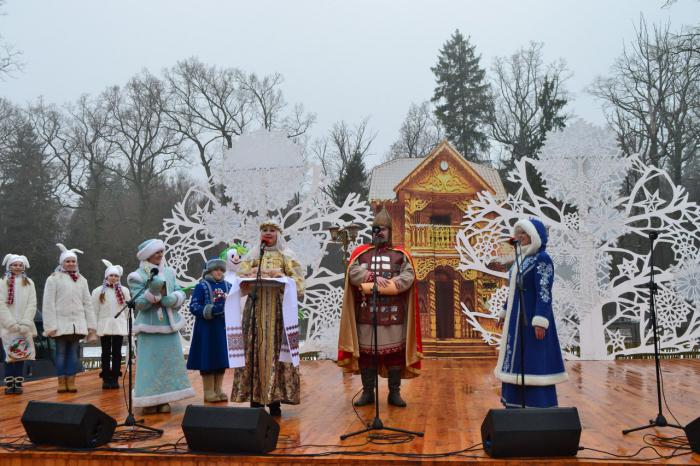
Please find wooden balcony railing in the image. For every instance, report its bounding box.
[408,224,461,250]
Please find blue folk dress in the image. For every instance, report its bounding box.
[187,276,231,372]
[495,219,567,408]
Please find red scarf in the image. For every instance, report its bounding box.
[64,270,80,282]
[5,273,15,305]
[104,281,125,305]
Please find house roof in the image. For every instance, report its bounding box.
[368,143,507,202]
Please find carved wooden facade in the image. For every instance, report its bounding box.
[369,141,506,358]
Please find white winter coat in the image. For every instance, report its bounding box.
[0,276,38,362]
[0,276,38,337]
[42,272,96,337]
[91,285,130,336]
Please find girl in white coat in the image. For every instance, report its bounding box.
[0,254,37,395]
[42,244,97,393]
[92,259,130,390]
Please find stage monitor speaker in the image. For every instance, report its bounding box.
[21,401,116,448]
[181,405,280,453]
[481,407,581,458]
[685,416,700,454]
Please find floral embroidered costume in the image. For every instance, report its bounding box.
[496,218,567,408]
[187,258,231,403]
[0,254,37,394]
[227,221,304,417]
[338,208,422,407]
[127,239,194,414]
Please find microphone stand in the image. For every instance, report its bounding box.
[622,231,682,435]
[512,240,528,408]
[113,271,163,438]
[247,243,266,409]
[341,235,423,440]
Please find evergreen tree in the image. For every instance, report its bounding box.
[329,151,368,206]
[0,122,62,296]
[431,30,492,162]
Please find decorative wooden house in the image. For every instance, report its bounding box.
[368,141,507,358]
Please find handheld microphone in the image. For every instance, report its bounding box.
[507,237,519,246]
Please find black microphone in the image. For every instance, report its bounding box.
[507,237,519,246]
[150,267,159,277]
[648,230,658,240]
[371,225,381,236]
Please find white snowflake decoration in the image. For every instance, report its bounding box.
[457,120,700,360]
[161,131,373,358]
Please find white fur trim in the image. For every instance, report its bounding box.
[133,318,185,334]
[144,290,161,304]
[137,239,165,262]
[513,219,541,252]
[495,370,568,386]
[127,271,144,284]
[172,290,186,308]
[532,315,550,329]
[132,386,195,407]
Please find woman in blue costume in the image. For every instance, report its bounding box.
[496,218,567,408]
[187,258,231,403]
[127,239,195,414]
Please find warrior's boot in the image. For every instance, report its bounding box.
[353,367,376,407]
[387,367,407,407]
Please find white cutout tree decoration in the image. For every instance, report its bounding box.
[457,120,700,360]
[161,130,372,358]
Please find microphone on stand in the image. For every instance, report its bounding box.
[507,237,519,246]
[150,267,159,277]
[371,225,382,245]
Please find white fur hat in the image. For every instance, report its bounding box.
[136,239,165,262]
[101,259,123,279]
[2,254,30,271]
[56,243,83,265]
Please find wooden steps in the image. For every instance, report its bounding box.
[421,338,497,359]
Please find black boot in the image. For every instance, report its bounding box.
[13,376,24,394]
[387,367,407,407]
[251,401,263,408]
[267,401,281,417]
[353,367,376,406]
[101,374,111,389]
[4,377,14,395]
[110,370,121,389]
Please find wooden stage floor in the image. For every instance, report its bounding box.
[0,358,698,465]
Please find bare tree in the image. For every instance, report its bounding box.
[490,42,570,169]
[590,18,700,187]
[102,71,186,235]
[0,0,22,80]
[314,118,375,203]
[385,101,443,161]
[164,58,252,190]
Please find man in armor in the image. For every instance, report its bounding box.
[338,208,422,407]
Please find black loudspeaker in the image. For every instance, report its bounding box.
[182,405,280,453]
[21,401,116,448]
[481,407,581,458]
[685,416,700,454]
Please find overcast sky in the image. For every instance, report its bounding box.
[2,0,699,170]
